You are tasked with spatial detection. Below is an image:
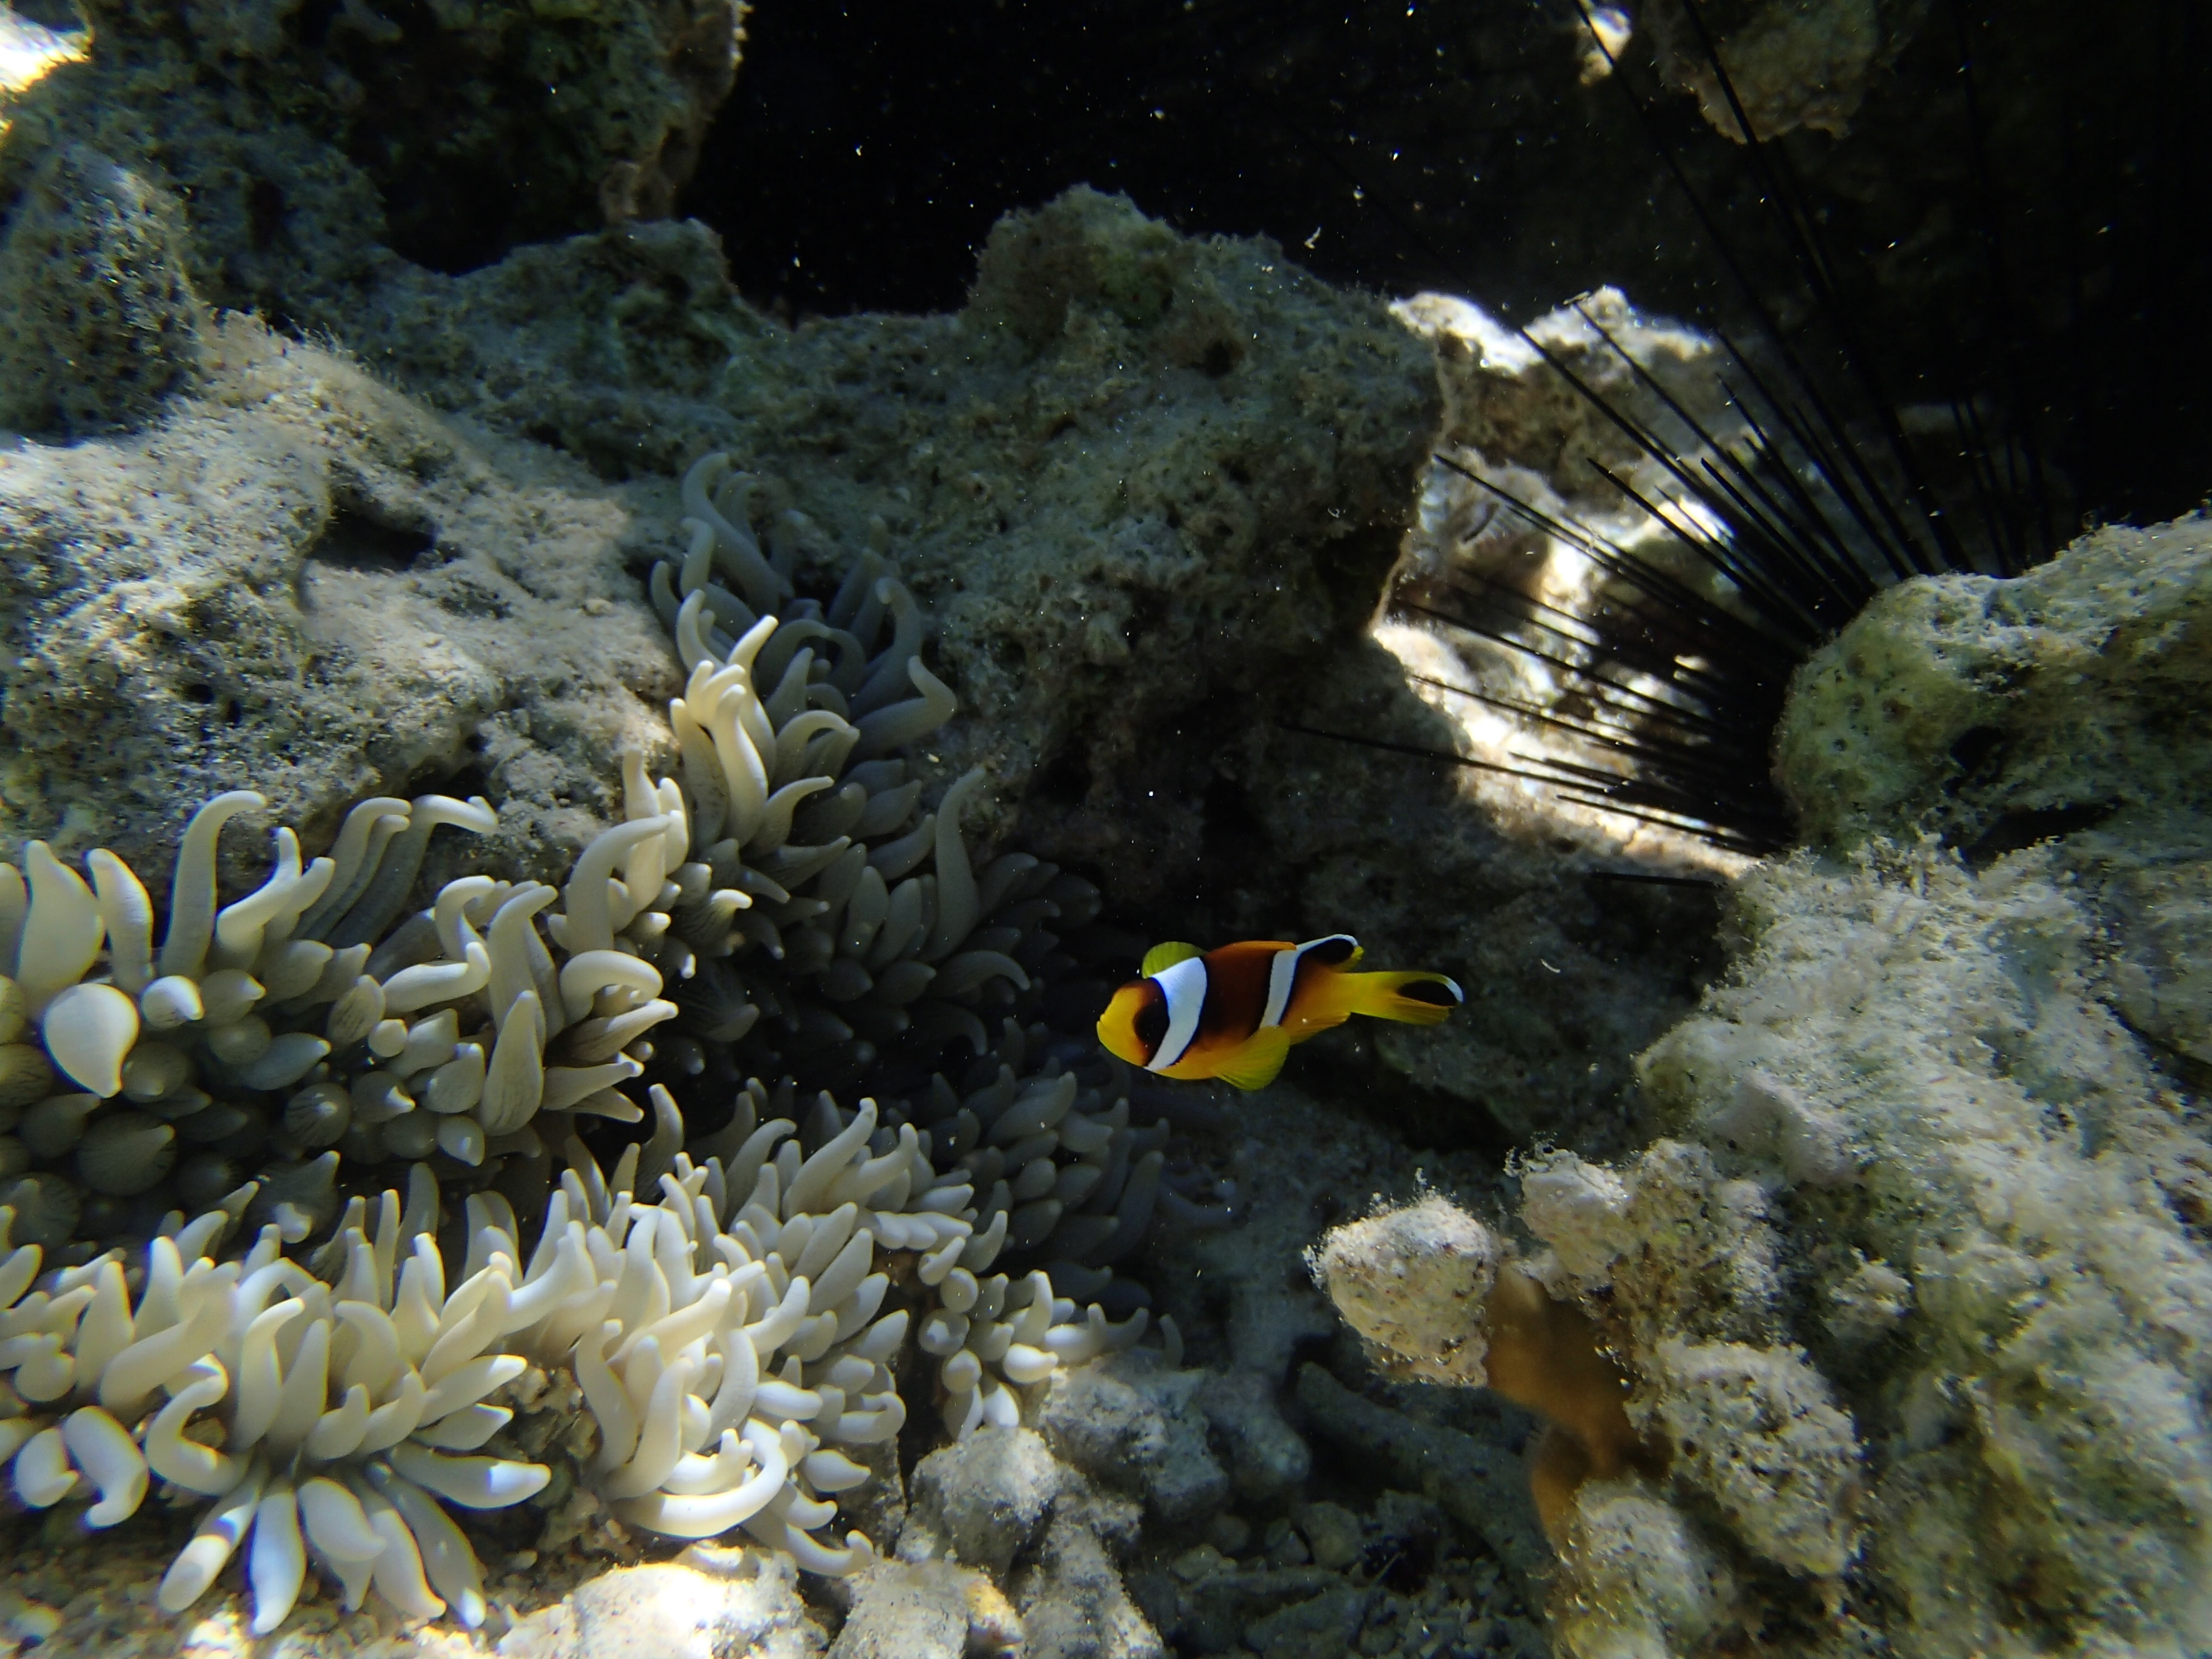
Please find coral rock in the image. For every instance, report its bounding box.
[0,317,674,892]
[1549,1481,1737,1659]
[1010,1504,1166,1659]
[1308,1194,1498,1385]
[900,1425,1065,1580]
[1641,1339,1863,1577]
[1036,1355,1230,1526]
[0,144,205,436]
[1775,515,2212,855]
[824,1559,998,1659]
[495,1549,823,1659]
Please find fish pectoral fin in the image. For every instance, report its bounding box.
[1141,940,1206,977]
[1215,1027,1293,1092]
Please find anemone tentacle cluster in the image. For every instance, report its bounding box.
[635,455,1174,1316]
[618,1073,1149,1453]
[645,450,1100,1089]
[0,1185,550,1633]
[0,449,1180,1631]
[0,1079,1151,1630]
[913,1018,1169,1314]
[0,789,681,1253]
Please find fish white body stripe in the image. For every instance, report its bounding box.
[1260,947,1299,1030]
[1262,935,1352,1029]
[1147,955,1210,1071]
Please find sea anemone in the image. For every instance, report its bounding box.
[0,1076,1154,1632]
[647,450,1093,1093]
[0,1183,547,1632]
[0,788,681,1250]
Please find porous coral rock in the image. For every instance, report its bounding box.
[1304,1194,1498,1387]
[894,1420,1161,1659]
[822,1559,1005,1659]
[0,142,206,436]
[1634,838,2212,1656]
[0,316,675,896]
[1517,1141,1787,1356]
[1547,1480,1738,1659]
[1311,1194,1675,1544]
[1034,1352,1231,1529]
[1773,513,2212,856]
[1009,1496,1165,1659]
[1639,1338,1861,1578]
[1237,1582,1367,1659]
[494,1548,824,1659]
[898,1425,1064,1579]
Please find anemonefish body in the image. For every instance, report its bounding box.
[1096,935,1463,1091]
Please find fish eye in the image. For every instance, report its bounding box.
[1133,999,1168,1054]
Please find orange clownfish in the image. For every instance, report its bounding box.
[1095,935,1463,1091]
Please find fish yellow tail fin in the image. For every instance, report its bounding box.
[1343,970,1464,1026]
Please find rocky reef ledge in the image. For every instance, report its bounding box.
[1320,518,2212,1659]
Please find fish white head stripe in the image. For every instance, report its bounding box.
[1147,955,1209,1071]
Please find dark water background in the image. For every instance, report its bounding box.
[681,0,2212,540]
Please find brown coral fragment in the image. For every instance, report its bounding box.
[1483,1262,1666,1538]
[1309,1197,1663,1539]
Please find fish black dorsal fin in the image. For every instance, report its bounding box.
[1216,1026,1292,1092]
[1141,941,1205,977]
[1302,934,1362,968]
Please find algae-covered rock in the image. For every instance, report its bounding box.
[1641,0,1926,142]
[1590,518,2212,1657]
[1295,510,2212,1656]
[1639,1338,1862,1578]
[1629,838,2212,1656]
[0,142,205,435]
[1328,833,2212,1656]
[0,0,743,324]
[351,188,1441,908]
[1774,514,2212,855]
[1549,1482,1738,1659]
[0,313,675,890]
